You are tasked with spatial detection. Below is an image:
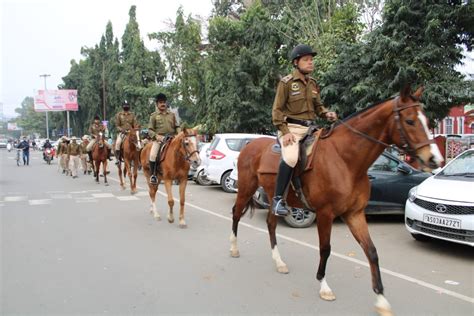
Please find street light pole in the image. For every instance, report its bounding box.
[39,74,51,139]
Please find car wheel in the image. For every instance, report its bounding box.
[284,208,316,228]
[411,233,431,242]
[196,169,213,186]
[221,171,236,193]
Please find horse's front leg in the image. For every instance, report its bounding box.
[343,210,392,316]
[125,159,133,192]
[131,158,138,194]
[148,182,161,221]
[117,161,125,189]
[103,160,109,186]
[163,179,175,224]
[316,211,336,301]
[266,210,288,274]
[94,161,100,183]
[177,178,187,228]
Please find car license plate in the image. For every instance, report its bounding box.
[423,214,461,229]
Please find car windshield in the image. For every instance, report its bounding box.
[437,150,474,177]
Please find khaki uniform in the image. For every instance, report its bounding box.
[67,142,82,177]
[148,110,179,162]
[115,111,138,151]
[57,141,69,172]
[80,141,89,172]
[86,122,111,152]
[272,70,329,167]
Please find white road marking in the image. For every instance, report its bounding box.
[50,194,72,199]
[4,196,28,202]
[106,175,474,304]
[91,193,115,198]
[116,196,140,201]
[29,199,52,205]
[75,197,98,203]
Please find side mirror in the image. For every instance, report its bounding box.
[397,163,412,175]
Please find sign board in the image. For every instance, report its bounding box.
[34,90,78,112]
[7,122,22,131]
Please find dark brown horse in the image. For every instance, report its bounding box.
[117,127,142,194]
[91,132,109,186]
[230,87,443,316]
[139,128,201,227]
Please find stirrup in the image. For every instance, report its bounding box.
[150,175,158,185]
[272,196,289,217]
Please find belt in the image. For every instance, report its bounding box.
[286,117,313,127]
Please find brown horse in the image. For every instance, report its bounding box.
[91,132,109,186]
[117,127,142,194]
[230,87,443,316]
[139,128,201,227]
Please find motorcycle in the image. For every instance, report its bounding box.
[43,148,55,165]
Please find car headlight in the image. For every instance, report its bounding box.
[408,186,418,202]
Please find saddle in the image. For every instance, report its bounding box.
[156,135,174,163]
[258,126,323,211]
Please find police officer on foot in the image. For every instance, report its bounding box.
[114,100,138,165]
[148,93,179,185]
[271,44,338,216]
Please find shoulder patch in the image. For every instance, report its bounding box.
[281,74,293,83]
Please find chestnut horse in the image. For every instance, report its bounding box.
[139,128,201,227]
[117,127,142,194]
[91,132,109,186]
[230,87,443,316]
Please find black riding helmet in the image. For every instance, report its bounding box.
[289,44,317,64]
[122,100,130,110]
[155,93,167,102]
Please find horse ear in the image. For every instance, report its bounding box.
[400,84,412,102]
[413,86,424,100]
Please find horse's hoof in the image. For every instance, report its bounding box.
[154,216,161,221]
[375,306,393,316]
[230,250,240,258]
[375,295,392,316]
[319,291,336,301]
[276,265,289,274]
[168,218,175,224]
[178,223,187,229]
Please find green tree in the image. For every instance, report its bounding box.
[13,97,46,136]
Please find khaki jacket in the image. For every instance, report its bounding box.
[89,122,105,138]
[67,142,82,156]
[272,70,329,135]
[148,110,178,140]
[115,111,138,132]
[57,142,68,155]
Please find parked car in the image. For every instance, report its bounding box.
[405,149,474,246]
[203,134,274,192]
[0,139,8,148]
[230,150,430,228]
[189,142,212,182]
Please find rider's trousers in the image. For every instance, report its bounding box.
[277,123,309,168]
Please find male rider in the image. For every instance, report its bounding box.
[147,93,179,185]
[271,44,338,216]
[114,100,138,165]
[86,116,112,160]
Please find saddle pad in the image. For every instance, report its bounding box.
[257,129,322,174]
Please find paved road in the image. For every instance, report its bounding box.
[1,149,473,315]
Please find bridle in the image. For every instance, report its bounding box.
[181,133,199,163]
[337,96,434,155]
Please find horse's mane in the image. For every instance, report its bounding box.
[333,96,396,128]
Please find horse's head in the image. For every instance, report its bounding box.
[389,86,444,171]
[128,126,142,150]
[181,128,201,169]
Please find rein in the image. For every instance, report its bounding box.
[334,97,434,154]
[181,135,199,163]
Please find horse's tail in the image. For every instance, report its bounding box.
[235,197,256,219]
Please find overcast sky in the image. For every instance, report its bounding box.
[1,0,473,118]
[0,0,213,117]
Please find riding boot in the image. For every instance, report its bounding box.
[149,160,158,185]
[115,150,121,165]
[272,160,294,217]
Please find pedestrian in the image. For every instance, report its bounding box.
[80,135,90,174]
[17,136,30,165]
[271,44,338,216]
[147,93,180,184]
[56,136,69,174]
[67,136,82,178]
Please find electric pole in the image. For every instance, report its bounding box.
[39,74,51,138]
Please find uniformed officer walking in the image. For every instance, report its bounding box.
[57,136,69,174]
[148,93,179,185]
[80,135,90,174]
[67,136,83,178]
[272,44,338,216]
[114,100,139,165]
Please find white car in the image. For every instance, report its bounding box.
[191,143,215,185]
[405,149,474,247]
[204,133,274,192]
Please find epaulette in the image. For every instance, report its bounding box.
[281,74,293,83]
